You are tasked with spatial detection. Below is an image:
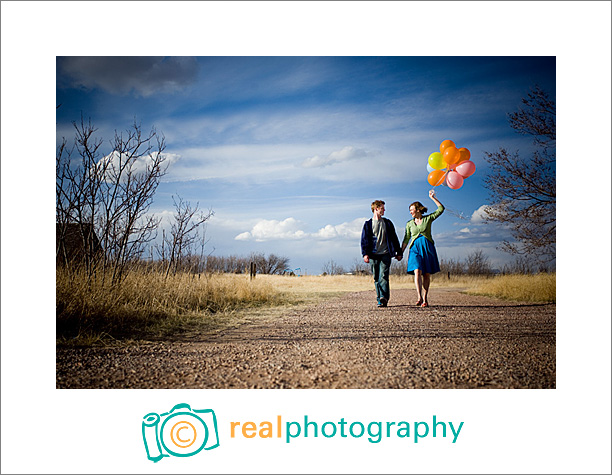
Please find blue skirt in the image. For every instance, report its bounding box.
[406,235,440,275]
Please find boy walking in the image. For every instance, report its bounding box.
[360,200,403,307]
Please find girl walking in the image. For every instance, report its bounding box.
[401,190,445,307]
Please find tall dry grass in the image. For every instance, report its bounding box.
[57,268,286,344]
[464,273,556,303]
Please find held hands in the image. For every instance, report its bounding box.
[365,254,402,263]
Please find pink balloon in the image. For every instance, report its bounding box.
[455,160,476,178]
[446,171,464,189]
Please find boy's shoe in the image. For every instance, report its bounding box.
[378,298,388,307]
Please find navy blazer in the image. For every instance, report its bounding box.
[361,218,402,258]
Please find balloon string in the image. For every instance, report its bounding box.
[444,206,470,220]
[438,166,451,186]
[433,163,470,220]
[440,169,468,220]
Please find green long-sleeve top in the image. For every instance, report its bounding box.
[402,204,445,249]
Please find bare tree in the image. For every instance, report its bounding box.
[56,117,169,283]
[501,256,535,275]
[465,249,493,275]
[162,195,214,277]
[250,252,290,275]
[266,254,291,275]
[439,257,465,276]
[500,256,554,274]
[351,258,370,275]
[389,259,405,276]
[322,259,345,275]
[482,85,555,264]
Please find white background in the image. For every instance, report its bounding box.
[1,2,610,474]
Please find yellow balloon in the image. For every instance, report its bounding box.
[428,152,446,170]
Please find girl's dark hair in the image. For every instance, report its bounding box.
[410,201,427,214]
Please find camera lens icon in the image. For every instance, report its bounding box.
[161,412,207,456]
[143,403,219,462]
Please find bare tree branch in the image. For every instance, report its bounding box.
[162,195,214,277]
[483,86,556,263]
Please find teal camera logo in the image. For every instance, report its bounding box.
[142,403,219,462]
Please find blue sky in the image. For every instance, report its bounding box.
[56,56,555,273]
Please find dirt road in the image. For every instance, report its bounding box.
[56,288,555,389]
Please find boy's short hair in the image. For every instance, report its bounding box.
[371,200,385,212]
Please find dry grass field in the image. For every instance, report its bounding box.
[56,268,555,346]
[259,272,556,303]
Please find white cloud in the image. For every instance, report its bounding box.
[313,224,340,239]
[152,209,175,226]
[313,217,366,240]
[234,232,253,241]
[470,204,490,224]
[235,217,307,242]
[301,146,378,168]
[235,216,367,242]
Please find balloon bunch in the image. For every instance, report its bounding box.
[426,140,476,190]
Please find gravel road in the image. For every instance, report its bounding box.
[56,288,556,389]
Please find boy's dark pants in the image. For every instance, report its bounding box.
[370,253,391,304]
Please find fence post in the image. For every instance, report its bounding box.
[249,261,256,280]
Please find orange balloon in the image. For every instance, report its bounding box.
[440,140,456,154]
[458,147,471,162]
[427,169,446,186]
[443,146,460,166]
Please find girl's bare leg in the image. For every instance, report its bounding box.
[422,273,431,304]
[414,269,423,304]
